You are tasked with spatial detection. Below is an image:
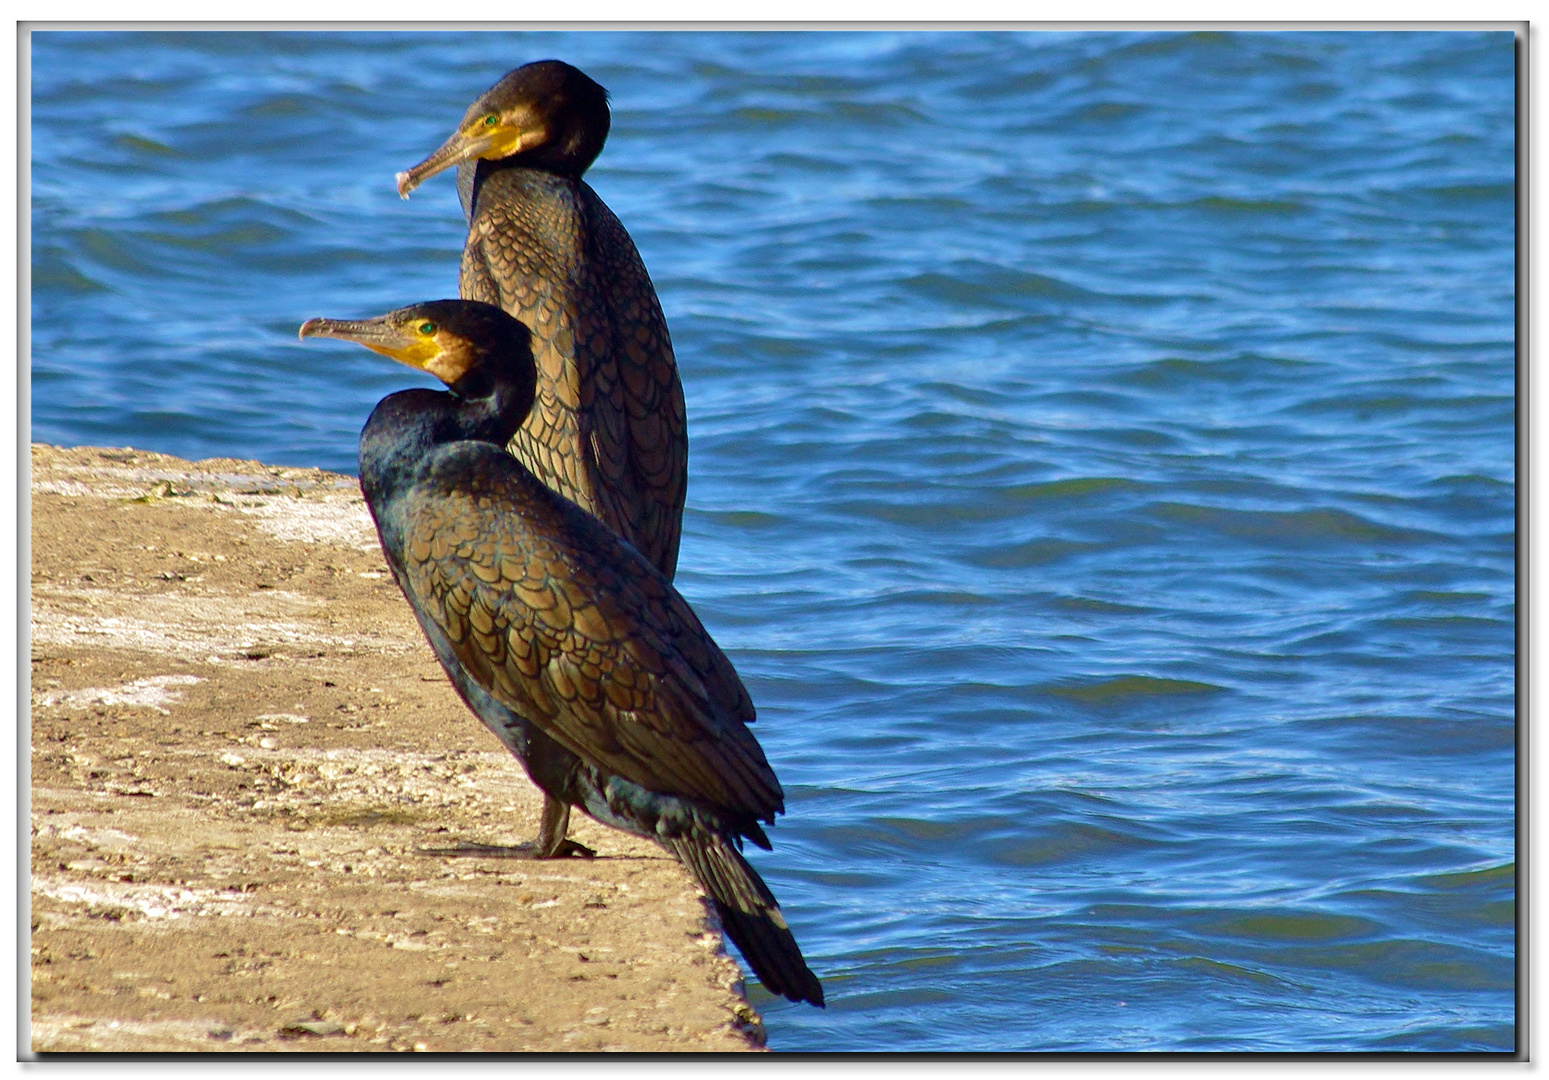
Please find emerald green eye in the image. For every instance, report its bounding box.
[483,114,499,127]
[418,321,436,335]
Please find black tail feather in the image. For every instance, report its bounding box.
[664,833,824,1007]
[712,896,825,1007]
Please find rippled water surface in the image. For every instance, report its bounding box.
[30,29,1517,1052]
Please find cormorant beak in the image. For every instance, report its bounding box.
[396,119,542,199]
[396,128,485,198]
[300,315,427,365]
[300,313,474,387]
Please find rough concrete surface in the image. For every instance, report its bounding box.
[28,443,767,1053]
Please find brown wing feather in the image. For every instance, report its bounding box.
[582,183,687,574]
[459,171,687,580]
[400,466,780,820]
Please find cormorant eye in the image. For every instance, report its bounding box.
[483,113,499,127]
[418,321,437,336]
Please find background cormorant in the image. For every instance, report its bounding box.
[397,61,687,581]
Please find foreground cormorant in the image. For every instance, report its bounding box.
[299,299,823,1006]
[397,60,686,582]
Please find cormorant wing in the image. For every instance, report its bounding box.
[398,449,781,822]
[458,172,687,580]
[580,183,687,577]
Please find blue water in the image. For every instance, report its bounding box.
[29,30,1517,1053]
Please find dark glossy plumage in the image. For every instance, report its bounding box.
[299,300,822,1006]
[397,60,687,582]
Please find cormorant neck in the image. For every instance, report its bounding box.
[359,388,450,508]
[444,363,532,446]
[463,156,580,222]
[516,141,600,178]
[358,371,530,507]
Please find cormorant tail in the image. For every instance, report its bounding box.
[662,832,825,1007]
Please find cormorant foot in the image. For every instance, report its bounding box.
[546,838,598,859]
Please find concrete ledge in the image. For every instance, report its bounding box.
[28,443,765,1053]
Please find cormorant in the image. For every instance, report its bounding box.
[396,60,687,581]
[299,299,823,1006]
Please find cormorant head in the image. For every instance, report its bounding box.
[397,60,610,198]
[300,300,537,421]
